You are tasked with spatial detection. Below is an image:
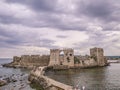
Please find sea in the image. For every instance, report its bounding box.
[0,58,34,90]
[46,60,120,90]
[1,58,120,90]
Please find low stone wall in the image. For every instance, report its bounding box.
[28,66,73,90]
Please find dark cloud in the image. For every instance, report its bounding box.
[5,0,57,12]
[0,27,57,50]
[0,28,16,38]
[78,0,113,18]
[28,0,57,12]
[0,15,20,25]
[56,35,68,38]
[0,29,24,48]
[5,0,25,3]
[3,0,120,31]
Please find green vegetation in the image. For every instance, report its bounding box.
[30,82,44,90]
[91,55,97,61]
[74,56,80,64]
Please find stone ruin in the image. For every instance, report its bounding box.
[11,55,50,68]
[74,47,108,67]
[49,47,108,68]
[49,48,74,67]
[5,47,108,69]
[90,47,108,66]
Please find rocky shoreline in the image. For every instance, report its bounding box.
[0,73,28,87]
[2,62,35,69]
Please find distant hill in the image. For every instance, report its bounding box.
[105,56,120,60]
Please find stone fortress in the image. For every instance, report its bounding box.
[4,47,108,69]
[49,47,108,69]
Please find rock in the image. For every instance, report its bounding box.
[12,79,17,82]
[13,85,16,87]
[21,84,24,87]
[21,73,25,76]
[11,88,14,90]
[20,79,23,81]
[3,77,11,83]
[0,80,7,86]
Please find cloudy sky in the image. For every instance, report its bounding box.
[0,0,120,58]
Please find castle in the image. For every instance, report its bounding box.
[49,47,108,69]
[5,47,108,69]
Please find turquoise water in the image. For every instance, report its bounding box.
[46,63,120,90]
[0,58,34,90]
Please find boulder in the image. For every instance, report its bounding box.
[0,80,7,86]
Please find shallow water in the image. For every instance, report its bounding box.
[46,63,120,90]
[0,58,34,90]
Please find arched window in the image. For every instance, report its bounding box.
[60,51,64,56]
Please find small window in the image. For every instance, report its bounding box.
[67,57,70,62]
[69,54,72,56]
[60,62,63,65]
[82,61,84,64]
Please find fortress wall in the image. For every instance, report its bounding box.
[12,55,50,68]
[7,47,108,69]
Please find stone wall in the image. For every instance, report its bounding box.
[90,47,107,66]
[49,49,60,66]
[74,47,108,67]
[49,48,74,67]
[74,55,98,67]
[10,55,50,68]
[62,49,74,67]
[3,47,108,69]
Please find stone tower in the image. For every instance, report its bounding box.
[62,48,74,67]
[49,49,60,66]
[49,48,74,67]
[90,47,106,66]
